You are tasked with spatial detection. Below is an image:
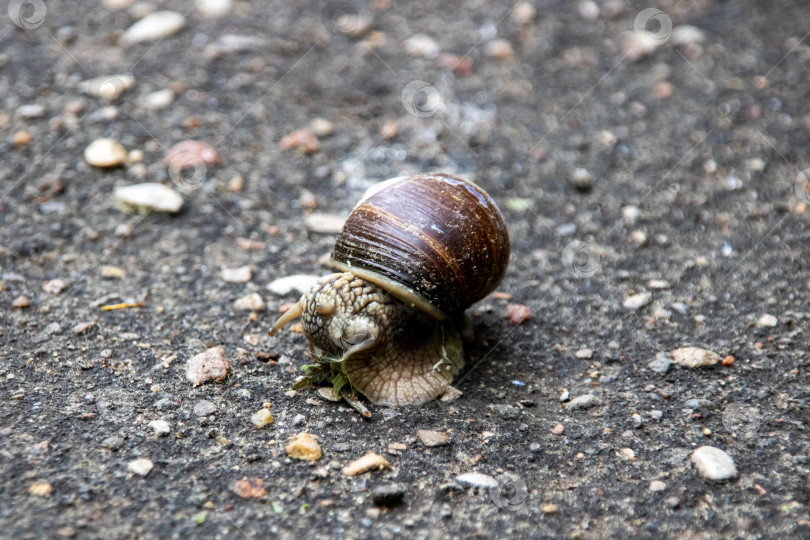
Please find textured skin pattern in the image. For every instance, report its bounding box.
[299,272,464,406]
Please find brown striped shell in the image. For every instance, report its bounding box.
[328,173,510,321]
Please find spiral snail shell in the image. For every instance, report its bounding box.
[270,173,510,407]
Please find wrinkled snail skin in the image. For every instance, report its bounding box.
[269,173,509,407]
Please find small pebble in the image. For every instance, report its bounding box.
[231,477,267,498]
[310,118,335,137]
[250,408,274,428]
[101,436,124,450]
[303,213,346,234]
[691,446,738,482]
[439,386,463,402]
[455,472,498,489]
[148,419,171,436]
[649,480,667,492]
[632,413,643,428]
[671,347,721,368]
[404,33,439,59]
[85,138,127,168]
[186,346,231,386]
[417,429,451,447]
[623,291,652,310]
[541,503,558,514]
[551,423,565,435]
[510,2,536,24]
[334,13,373,37]
[647,352,671,374]
[127,458,154,477]
[569,167,592,191]
[575,348,593,359]
[343,453,391,475]
[234,293,266,311]
[28,482,53,497]
[285,433,322,461]
[221,266,251,283]
[670,25,706,46]
[193,400,217,417]
[72,321,96,335]
[372,484,406,507]
[197,0,232,18]
[101,265,126,278]
[121,11,186,45]
[567,393,599,410]
[114,183,184,214]
[267,274,321,295]
[484,39,515,62]
[79,74,135,102]
[17,104,46,119]
[506,303,531,324]
[279,129,319,154]
[757,314,777,328]
[12,295,29,309]
[387,442,407,455]
[141,89,174,109]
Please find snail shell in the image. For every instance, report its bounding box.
[329,173,510,320]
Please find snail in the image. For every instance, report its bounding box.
[269,173,510,408]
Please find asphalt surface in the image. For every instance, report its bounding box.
[1,1,810,538]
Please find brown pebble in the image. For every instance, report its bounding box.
[506,303,531,324]
[551,423,565,435]
[185,346,231,386]
[28,482,53,497]
[285,433,322,461]
[417,429,451,447]
[343,452,391,475]
[722,355,735,366]
[231,477,267,498]
[13,131,32,146]
[12,295,30,309]
[279,128,319,154]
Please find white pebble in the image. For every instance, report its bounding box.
[404,33,439,59]
[148,419,171,436]
[691,446,738,482]
[17,104,46,119]
[304,213,346,233]
[141,89,174,109]
[85,138,128,168]
[128,458,154,476]
[567,393,599,410]
[121,11,185,45]
[623,291,652,310]
[114,183,184,213]
[671,347,721,368]
[455,472,498,489]
[79,74,135,101]
[234,293,266,311]
[757,314,777,328]
[670,25,706,46]
[267,274,321,296]
[197,0,231,18]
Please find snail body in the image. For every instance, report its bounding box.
[270,173,510,407]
